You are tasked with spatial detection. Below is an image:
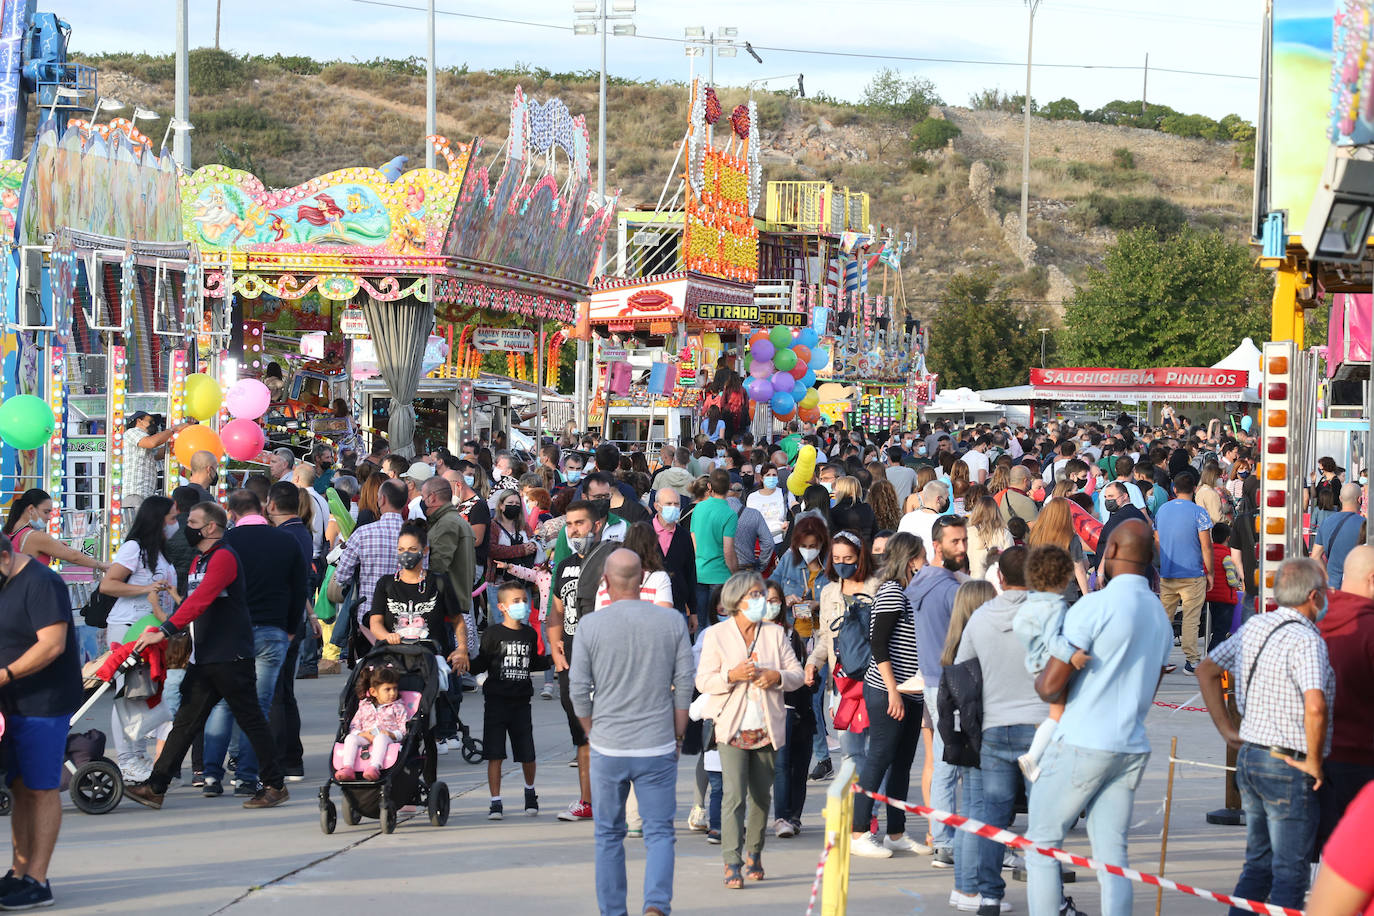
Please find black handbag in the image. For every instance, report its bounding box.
[80,589,116,629]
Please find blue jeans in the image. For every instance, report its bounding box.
[695,583,721,634]
[774,705,815,822]
[589,750,678,916]
[966,725,1036,900]
[837,727,867,775]
[1027,741,1150,916]
[924,690,959,850]
[812,666,830,762]
[853,685,923,836]
[1231,743,1319,915]
[708,770,723,832]
[203,626,289,786]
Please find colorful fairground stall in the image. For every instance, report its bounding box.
[0,117,211,580]
[181,87,607,456]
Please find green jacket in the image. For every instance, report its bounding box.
[425,503,475,613]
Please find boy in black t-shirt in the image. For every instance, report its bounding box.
[472,581,551,820]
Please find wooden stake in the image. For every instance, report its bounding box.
[1156,735,1178,916]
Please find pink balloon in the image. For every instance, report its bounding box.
[224,378,272,421]
[222,419,266,462]
[749,359,774,380]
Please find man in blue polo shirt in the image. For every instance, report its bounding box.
[0,532,83,909]
[1312,483,1365,589]
[1155,473,1213,673]
[1027,519,1173,916]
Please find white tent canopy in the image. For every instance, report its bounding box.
[1211,337,1263,389]
[924,387,1007,416]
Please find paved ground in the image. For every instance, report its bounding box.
[35,653,1247,916]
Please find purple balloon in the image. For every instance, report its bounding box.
[751,340,776,362]
[747,377,774,402]
[749,359,773,379]
[771,370,795,393]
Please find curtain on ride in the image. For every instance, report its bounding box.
[360,295,434,459]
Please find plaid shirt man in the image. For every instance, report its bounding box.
[335,511,405,623]
[1208,607,1335,754]
[122,426,159,500]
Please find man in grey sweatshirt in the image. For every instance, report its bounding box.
[571,549,694,916]
[953,546,1047,910]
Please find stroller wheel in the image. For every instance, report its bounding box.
[340,792,360,826]
[0,787,11,816]
[381,805,397,835]
[428,781,450,827]
[461,737,484,764]
[70,760,122,815]
[321,800,337,834]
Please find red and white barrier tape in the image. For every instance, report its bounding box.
[804,833,836,916]
[852,785,1300,916]
[1153,700,1209,713]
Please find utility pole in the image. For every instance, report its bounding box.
[1142,53,1149,115]
[1019,0,1041,242]
[174,0,190,170]
[426,0,436,169]
[215,0,222,49]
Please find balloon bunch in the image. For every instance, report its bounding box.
[745,325,831,423]
[173,375,273,465]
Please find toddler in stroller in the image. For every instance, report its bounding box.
[335,668,407,782]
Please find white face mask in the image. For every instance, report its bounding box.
[164,521,180,539]
[799,546,820,564]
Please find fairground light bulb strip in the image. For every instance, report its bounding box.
[166,349,187,485]
[107,345,127,558]
[46,344,64,538]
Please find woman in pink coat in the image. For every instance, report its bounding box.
[696,571,804,889]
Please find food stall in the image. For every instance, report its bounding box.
[980,366,1259,426]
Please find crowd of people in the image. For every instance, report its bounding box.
[5,406,1374,915]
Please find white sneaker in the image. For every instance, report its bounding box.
[950,890,981,912]
[1003,850,1025,870]
[978,898,1012,913]
[883,833,934,855]
[687,805,709,831]
[849,833,894,858]
[1018,754,1040,783]
[774,817,797,838]
[540,682,555,700]
[435,739,450,756]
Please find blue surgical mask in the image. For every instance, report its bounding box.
[1314,590,1329,623]
[742,595,767,623]
[1362,476,1369,487]
[765,600,783,621]
[505,601,531,624]
[820,481,833,493]
[658,504,680,524]
[566,469,583,484]
[763,475,778,489]
[463,474,475,489]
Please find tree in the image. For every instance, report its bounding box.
[1060,227,1272,368]
[928,271,1052,390]
[1039,97,1082,120]
[861,67,943,122]
[910,118,961,154]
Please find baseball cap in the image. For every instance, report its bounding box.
[404,462,435,482]
[127,411,151,428]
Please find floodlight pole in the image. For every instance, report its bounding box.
[174,0,190,169]
[1019,0,1041,242]
[426,0,436,169]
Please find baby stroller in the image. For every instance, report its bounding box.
[318,641,451,834]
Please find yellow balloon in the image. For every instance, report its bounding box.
[799,388,819,410]
[185,373,223,421]
[788,444,816,496]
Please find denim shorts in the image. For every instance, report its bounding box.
[4,714,69,791]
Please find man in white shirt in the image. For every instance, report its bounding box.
[746,469,791,546]
[898,481,949,551]
[1041,440,1077,485]
[960,435,992,485]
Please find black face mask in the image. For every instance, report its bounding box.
[502,504,522,521]
[590,497,611,519]
[1103,498,1120,513]
[184,525,206,548]
[319,460,334,471]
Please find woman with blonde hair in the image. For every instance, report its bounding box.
[987,465,1010,496]
[949,461,971,514]
[1026,498,1089,600]
[940,579,999,667]
[829,476,875,543]
[868,479,903,533]
[966,496,1013,579]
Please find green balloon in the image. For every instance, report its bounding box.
[773,348,798,372]
[0,395,55,450]
[768,325,793,349]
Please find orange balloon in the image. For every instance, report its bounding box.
[749,330,769,346]
[774,408,796,422]
[798,405,821,423]
[173,424,225,468]
[792,345,811,366]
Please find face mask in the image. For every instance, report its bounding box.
[764,600,783,621]
[742,595,767,623]
[463,474,475,489]
[164,521,180,539]
[28,516,43,531]
[1314,591,1329,623]
[184,525,205,548]
[505,601,531,624]
[397,550,423,570]
[319,460,334,471]
[715,456,728,469]
[763,475,778,490]
[502,504,522,521]
[799,546,820,564]
[566,469,583,484]
[1103,498,1119,513]
[917,446,928,456]
[820,481,833,493]
[569,534,594,556]
[658,504,680,524]
[1363,476,1369,487]
[590,497,611,519]
[834,561,858,580]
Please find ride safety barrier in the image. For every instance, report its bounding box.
[810,781,1301,916]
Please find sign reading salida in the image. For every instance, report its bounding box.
[1030,368,1245,390]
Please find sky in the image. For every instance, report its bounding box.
[63,0,1265,120]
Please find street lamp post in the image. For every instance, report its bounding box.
[1020,0,1042,242]
[1038,327,1049,368]
[573,0,636,432]
[426,0,436,169]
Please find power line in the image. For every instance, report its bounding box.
[342,0,1258,81]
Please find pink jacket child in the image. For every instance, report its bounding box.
[335,668,411,782]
